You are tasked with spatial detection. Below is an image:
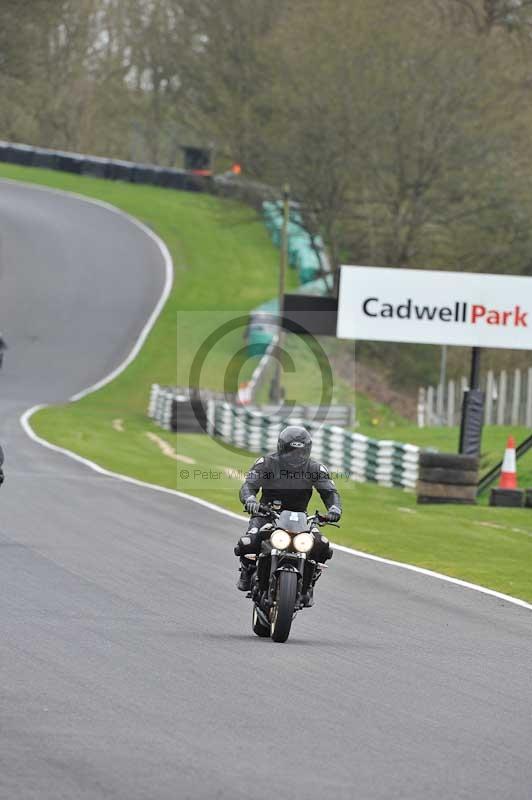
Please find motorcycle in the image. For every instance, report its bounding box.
[246,502,338,643]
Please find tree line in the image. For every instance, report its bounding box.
[2,0,532,283]
[4,0,532,384]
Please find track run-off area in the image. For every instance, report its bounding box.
[0,180,531,800]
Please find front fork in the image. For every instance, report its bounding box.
[268,551,305,606]
[253,551,310,612]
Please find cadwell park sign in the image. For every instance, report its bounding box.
[336,266,532,350]
[282,264,532,459]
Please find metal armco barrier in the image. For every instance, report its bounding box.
[148,385,419,489]
[242,404,354,427]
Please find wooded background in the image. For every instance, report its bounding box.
[2,0,532,390]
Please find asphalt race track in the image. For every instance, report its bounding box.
[0,180,531,800]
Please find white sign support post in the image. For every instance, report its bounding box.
[337,266,532,457]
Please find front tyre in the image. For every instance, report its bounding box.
[270,571,298,643]
[252,606,270,638]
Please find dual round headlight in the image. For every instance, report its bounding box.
[270,529,291,550]
[269,530,314,553]
[293,532,314,553]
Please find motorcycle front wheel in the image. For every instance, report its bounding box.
[270,571,298,643]
[252,605,271,638]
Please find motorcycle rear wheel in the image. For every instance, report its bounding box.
[270,571,298,643]
[252,606,271,638]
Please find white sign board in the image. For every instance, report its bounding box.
[337,266,532,350]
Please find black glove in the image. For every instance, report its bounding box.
[327,505,341,522]
[244,496,260,515]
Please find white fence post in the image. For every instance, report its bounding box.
[447,379,455,427]
[497,370,507,426]
[421,365,532,428]
[511,369,521,426]
[426,386,435,426]
[526,368,532,428]
[436,382,444,424]
[417,387,425,428]
[485,370,494,425]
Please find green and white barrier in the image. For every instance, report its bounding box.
[149,386,419,489]
[148,384,176,430]
[207,400,419,489]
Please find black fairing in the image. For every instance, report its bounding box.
[276,510,308,533]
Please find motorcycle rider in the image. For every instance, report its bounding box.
[235,425,342,591]
[0,333,7,370]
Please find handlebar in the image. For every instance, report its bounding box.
[246,503,340,527]
[312,512,340,528]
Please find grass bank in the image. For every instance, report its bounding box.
[2,163,531,602]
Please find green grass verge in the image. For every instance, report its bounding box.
[3,163,531,603]
[32,413,532,602]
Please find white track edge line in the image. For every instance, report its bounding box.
[20,405,245,521]
[0,177,172,402]
[11,178,531,614]
[332,543,532,610]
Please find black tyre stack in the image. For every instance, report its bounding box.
[172,394,207,433]
[489,488,524,508]
[417,453,479,505]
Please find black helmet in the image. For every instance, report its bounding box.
[277,425,312,468]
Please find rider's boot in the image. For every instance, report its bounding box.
[303,565,324,607]
[313,564,323,584]
[236,559,254,592]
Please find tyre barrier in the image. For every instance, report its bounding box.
[0,140,211,193]
[210,401,419,489]
[148,385,176,430]
[148,385,209,433]
[417,452,479,505]
[148,385,420,490]
[489,488,525,508]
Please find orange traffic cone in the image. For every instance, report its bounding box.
[499,436,517,489]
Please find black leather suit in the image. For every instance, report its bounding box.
[236,453,341,563]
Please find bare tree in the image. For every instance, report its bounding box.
[433,0,532,34]
[247,0,532,278]
[187,0,286,171]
